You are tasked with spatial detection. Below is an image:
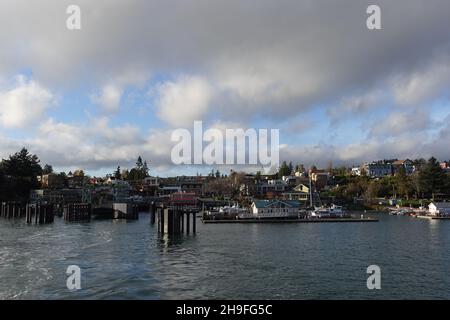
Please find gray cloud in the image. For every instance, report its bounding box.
[1,0,450,172]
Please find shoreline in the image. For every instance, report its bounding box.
[201,217,378,223]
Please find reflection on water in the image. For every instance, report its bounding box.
[157,233,192,249]
[1,213,450,299]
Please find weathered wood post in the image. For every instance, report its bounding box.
[192,212,196,234]
[150,202,156,225]
[186,211,190,234]
[181,213,184,233]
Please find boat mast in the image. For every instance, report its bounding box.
[309,174,313,208]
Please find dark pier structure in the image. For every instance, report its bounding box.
[64,203,92,222]
[25,203,54,224]
[152,192,199,235]
[154,205,197,235]
[1,202,26,219]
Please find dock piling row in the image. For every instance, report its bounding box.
[25,204,54,224]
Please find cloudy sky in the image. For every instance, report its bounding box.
[1,0,450,176]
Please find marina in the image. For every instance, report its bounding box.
[202,217,378,223]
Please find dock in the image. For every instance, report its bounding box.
[415,215,450,220]
[202,217,378,223]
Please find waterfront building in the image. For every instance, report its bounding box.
[158,186,182,196]
[282,184,309,202]
[428,202,450,216]
[169,191,198,208]
[251,200,300,218]
[141,177,160,195]
[30,188,83,204]
[255,180,287,197]
[39,173,66,189]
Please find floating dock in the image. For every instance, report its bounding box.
[202,217,378,223]
[415,215,450,220]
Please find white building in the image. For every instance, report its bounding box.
[428,202,450,216]
[251,200,300,218]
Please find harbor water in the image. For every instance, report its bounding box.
[1,212,450,299]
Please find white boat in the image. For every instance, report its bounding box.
[206,205,249,218]
[310,204,346,218]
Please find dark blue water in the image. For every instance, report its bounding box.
[1,213,450,299]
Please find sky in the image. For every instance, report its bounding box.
[0,0,450,177]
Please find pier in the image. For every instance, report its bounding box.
[0,202,26,219]
[64,203,92,222]
[25,203,54,224]
[155,205,197,235]
[415,215,450,220]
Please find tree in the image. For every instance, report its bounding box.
[418,157,447,199]
[395,166,413,200]
[295,163,305,174]
[136,156,143,170]
[127,156,150,181]
[2,148,42,178]
[278,161,291,177]
[121,169,129,180]
[73,169,85,177]
[42,164,53,175]
[143,161,149,177]
[0,148,42,201]
[114,166,121,179]
[364,181,382,201]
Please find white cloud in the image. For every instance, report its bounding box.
[91,84,122,112]
[26,117,175,172]
[328,90,386,121]
[391,56,450,106]
[155,75,212,127]
[368,110,431,137]
[0,75,53,128]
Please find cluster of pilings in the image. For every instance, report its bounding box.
[0,202,26,219]
[64,203,92,222]
[113,204,139,220]
[154,205,197,235]
[25,203,54,224]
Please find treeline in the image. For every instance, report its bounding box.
[0,147,151,201]
[327,157,450,202]
[111,156,149,181]
[0,148,42,201]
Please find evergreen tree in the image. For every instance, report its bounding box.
[0,148,42,201]
[114,166,121,179]
[278,161,291,177]
[42,164,53,175]
[418,157,447,199]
